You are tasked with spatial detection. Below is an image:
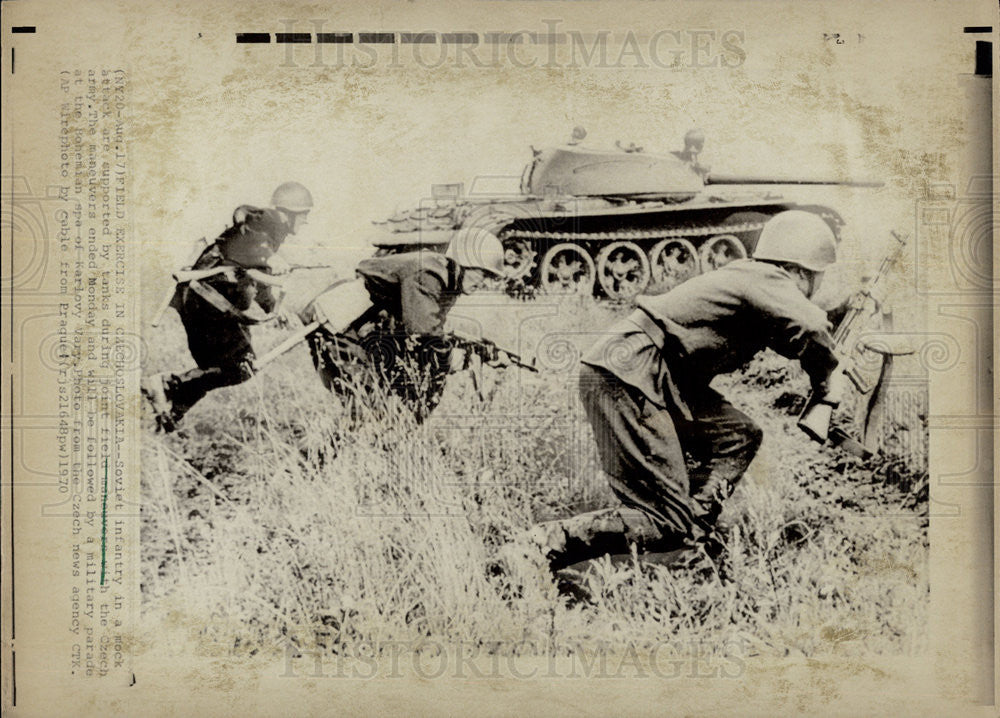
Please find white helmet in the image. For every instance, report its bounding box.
[270,182,314,213]
[754,210,837,272]
[446,227,506,278]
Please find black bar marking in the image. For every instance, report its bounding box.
[358,32,395,44]
[236,33,270,43]
[441,33,478,44]
[974,40,992,76]
[316,32,353,43]
[275,33,311,43]
[400,32,435,44]
[964,26,993,33]
[483,32,530,44]
[11,26,36,34]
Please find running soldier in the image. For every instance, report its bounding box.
[306,227,506,423]
[142,182,313,431]
[511,210,848,579]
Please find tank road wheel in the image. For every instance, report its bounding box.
[595,241,651,301]
[648,238,700,294]
[501,236,537,280]
[699,234,747,272]
[539,243,596,295]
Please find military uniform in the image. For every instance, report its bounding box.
[533,259,840,569]
[308,251,464,423]
[156,206,291,427]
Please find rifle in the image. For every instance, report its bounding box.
[449,330,539,373]
[151,262,336,327]
[448,330,538,403]
[170,266,286,287]
[797,230,910,457]
[254,320,322,369]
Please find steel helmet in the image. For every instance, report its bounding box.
[270,182,314,213]
[446,226,506,278]
[753,210,837,272]
[683,128,705,154]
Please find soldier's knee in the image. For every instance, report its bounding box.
[237,359,255,382]
[744,421,763,455]
[219,359,255,386]
[720,418,762,464]
[732,423,762,468]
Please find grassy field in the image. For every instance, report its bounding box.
[140,293,928,664]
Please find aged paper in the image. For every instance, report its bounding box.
[1,0,997,715]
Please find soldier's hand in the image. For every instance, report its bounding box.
[274,307,298,330]
[820,367,849,407]
[266,254,292,275]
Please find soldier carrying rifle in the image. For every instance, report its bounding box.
[505,210,852,582]
[304,226,511,423]
[142,182,313,431]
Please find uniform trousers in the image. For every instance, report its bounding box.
[532,364,762,570]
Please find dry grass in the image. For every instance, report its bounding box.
[140,295,928,662]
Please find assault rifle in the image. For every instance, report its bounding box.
[797,230,910,458]
[449,330,538,373]
[449,329,538,403]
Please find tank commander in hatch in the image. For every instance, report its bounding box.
[505,210,849,583]
[671,127,710,177]
[142,181,313,431]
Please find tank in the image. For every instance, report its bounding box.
[372,128,882,300]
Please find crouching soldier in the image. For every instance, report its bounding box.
[512,210,848,580]
[142,182,313,431]
[306,226,506,423]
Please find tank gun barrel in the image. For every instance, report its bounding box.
[705,174,884,188]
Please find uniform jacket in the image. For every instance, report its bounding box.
[191,206,290,313]
[355,251,463,335]
[582,259,839,417]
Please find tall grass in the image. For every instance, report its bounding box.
[141,297,928,660]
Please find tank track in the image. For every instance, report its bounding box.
[501,219,766,242]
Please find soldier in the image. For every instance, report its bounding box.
[670,128,710,177]
[510,210,848,581]
[142,182,313,431]
[307,226,506,423]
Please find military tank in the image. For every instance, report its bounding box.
[372,128,882,300]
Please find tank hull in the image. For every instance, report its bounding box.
[374,195,844,299]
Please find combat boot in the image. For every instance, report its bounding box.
[690,455,747,530]
[699,529,733,584]
[494,532,560,604]
[141,373,176,432]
